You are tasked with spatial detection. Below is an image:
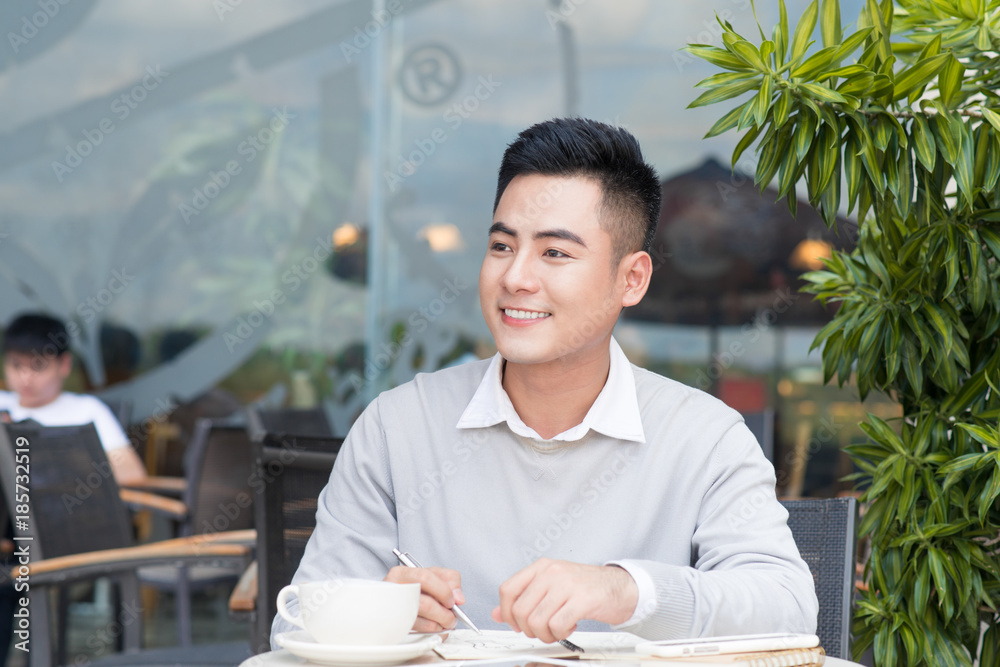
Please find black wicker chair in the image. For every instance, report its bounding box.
[235,422,342,654]
[781,497,858,659]
[0,421,252,667]
[136,417,257,646]
[246,406,332,439]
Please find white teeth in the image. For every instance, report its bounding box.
[504,309,551,320]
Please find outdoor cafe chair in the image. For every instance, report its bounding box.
[231,416,342,653]
[0,421,253,667]
[780,496,859,660]
[133,417,257,647]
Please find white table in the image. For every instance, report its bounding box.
[239,650,864,666]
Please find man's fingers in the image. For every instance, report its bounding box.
[496,559,547,633]
[384,565,462,631]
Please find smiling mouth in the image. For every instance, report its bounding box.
[503,308,551,320]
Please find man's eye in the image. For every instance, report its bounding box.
[490,242,509,252]
[545,249,568,258]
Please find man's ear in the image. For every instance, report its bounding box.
[57,353,73,380]
[621,251,653,308]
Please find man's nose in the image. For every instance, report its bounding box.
[501,254,540,293]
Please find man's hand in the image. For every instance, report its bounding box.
[385,565,466,633]
[491,559,638,643]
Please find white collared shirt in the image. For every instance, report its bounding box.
[456,336,656,626]
[456,337,646,444]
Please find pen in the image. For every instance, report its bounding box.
[392,548,481,633]
[391,548,584,653]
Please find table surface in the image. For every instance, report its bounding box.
[238,649,863,667]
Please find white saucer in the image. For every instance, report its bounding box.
[275,632,442,666]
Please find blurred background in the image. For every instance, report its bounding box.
[0,0,897,501]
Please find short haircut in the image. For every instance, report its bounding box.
[2,313,70,358]
[493,118,661,262]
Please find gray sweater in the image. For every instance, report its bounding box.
[272,357,818,644]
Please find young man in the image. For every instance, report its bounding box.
[275,118,817,644]
[0,313,147,485]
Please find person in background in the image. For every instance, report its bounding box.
[0,312,147,485]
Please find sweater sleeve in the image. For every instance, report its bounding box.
[269,398,398,646]
[613,422,819,640]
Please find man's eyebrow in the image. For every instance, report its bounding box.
[488,222,516,237]
[535,228,586,247]
[488,223,587,248]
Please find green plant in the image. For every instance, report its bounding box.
[686,1,1000,664]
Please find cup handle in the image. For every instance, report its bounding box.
[276,585,306,629]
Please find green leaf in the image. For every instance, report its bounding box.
[938,55,966,109]
[976,22,993,51]
[956,423,1000,448]
[954,121,976,208]
[790,0,819,65]
[819,64,867,81]
[798,82,849,104]
[704,103,747,138]
[913,556,931,618]
[731,39,768,71]
[688,78,762,108]
[773,89,793,128]
[836,26,874,59]
[695,71,758,89]
[791,45,842,80]
[913,115,937,172]
[775,0,789,64]
[685,45,753,71]
[981,106,1000,134]
[892,53,950,103]
[837,71,875,96]
[731,122,763,168]
[897,140,913,218]
[794,111,818,161]
[984,131,1000,192]
[752,75,774,126]
[933,111,962,167]
[820,0,841,47]
[978,467,1000,524]
[927,547,950,608]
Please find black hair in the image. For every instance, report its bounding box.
[2,313,71,358]
[493,117,661,261]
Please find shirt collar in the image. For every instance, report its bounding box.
[456,337,645,443]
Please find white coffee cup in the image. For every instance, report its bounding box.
[277,579,420,645]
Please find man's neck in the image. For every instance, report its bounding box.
[501,344,612,440]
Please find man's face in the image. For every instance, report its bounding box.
[479,174,633,369]
[2,351,71,408]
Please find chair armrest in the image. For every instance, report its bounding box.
[229,560,258,613]
[13,530,256,585]
[120,488,188,519]
[121,476,187,496]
